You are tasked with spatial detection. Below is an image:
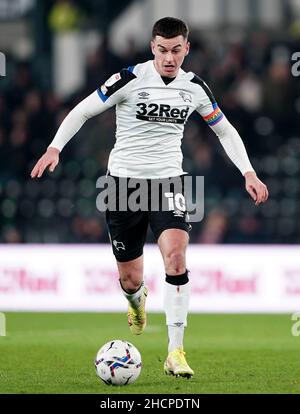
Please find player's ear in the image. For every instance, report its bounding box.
[150,40,155,56]
[185,41,190,56]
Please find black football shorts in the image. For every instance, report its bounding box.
[105,175,191,262]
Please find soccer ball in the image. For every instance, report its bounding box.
[95,339,142,385]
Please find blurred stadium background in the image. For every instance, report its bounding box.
[1,0,300,310]
[1,0,300,245]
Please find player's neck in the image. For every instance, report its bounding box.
[161,76,176,85]
[152,60,178,83]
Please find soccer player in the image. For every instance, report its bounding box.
[31,17,269,378]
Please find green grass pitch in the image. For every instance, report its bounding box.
[0,313,299,394]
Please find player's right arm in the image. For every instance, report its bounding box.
[31,69,136,178]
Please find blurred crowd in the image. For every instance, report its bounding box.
[1,26,300,244]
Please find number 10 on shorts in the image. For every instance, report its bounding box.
[164,192,186,211]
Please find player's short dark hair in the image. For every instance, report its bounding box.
[152,17,189,40]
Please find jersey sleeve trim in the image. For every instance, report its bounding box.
[97,88,109,102]
[190,74,216,105]
[191,74,224,126]
[97,68,136,102]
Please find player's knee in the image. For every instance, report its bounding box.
[120,273,142,293]
[164,249,185,275]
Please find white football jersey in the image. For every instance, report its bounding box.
[50,60,253,178]
[98,60,224,178]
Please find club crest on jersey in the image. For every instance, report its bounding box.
[179,91,192,103]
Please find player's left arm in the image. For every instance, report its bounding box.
[197,95,268,205]
[211,115,268,205]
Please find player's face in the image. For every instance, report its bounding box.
[151,35,190,78]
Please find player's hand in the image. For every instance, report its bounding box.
[244,171,269,206]
[30,147,60,178]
